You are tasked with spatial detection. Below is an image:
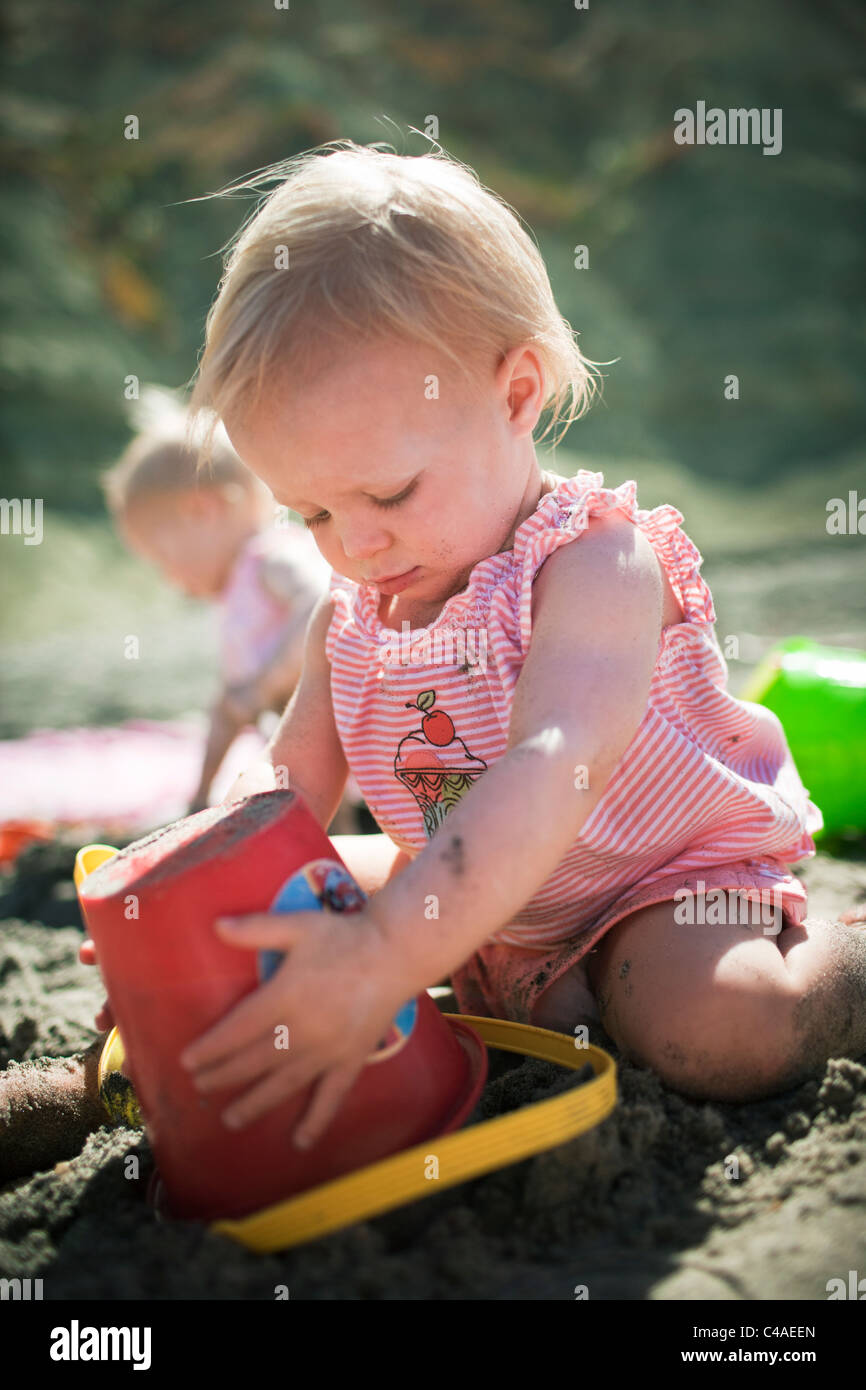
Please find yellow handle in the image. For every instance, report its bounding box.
[212,1017,616,1252]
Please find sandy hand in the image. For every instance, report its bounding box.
[180,905,403,1146]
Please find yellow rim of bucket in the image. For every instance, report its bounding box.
[74,843,118,888]
[76,844,618,1252]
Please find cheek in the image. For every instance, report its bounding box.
[310,530,343,568]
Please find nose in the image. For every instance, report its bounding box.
[338,518,391,564]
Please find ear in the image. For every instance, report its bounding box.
[496,345,546,436]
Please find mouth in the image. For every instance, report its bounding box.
[368,566,422,595]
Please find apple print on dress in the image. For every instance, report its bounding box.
[394,689,488,838]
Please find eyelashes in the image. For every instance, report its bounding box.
[376,482,417,509]
[373,481,418,513]
[303,480,418,529]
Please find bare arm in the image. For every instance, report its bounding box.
[365,511,665,994]
[254,609,309,708]
[189,696,245,813]
[223,592,348,831]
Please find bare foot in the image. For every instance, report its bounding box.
[839,905,866,927]
[0,1037,108,1183]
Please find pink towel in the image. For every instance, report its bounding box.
[0,719,267,835]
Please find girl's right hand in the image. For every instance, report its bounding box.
[78,937,115,1032]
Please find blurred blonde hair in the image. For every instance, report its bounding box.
[102,384,268,515]
[186,139,601,466]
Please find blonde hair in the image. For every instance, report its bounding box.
[186,139,601,466]
[102,384,267,515]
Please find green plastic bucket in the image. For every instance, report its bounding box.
[740,637,866,838]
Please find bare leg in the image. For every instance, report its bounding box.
[534,895,866,1101]
[0,1035,108,1183]
[329,833,412,895]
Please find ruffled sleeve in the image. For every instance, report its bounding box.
[324,569,358,664]
[510,470,716,656]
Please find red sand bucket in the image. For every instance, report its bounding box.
[76,790,487,1222]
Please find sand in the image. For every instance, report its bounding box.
[0,840,864,1300]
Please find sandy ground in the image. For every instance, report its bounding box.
[0,840,864,1301]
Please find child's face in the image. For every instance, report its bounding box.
[224,336,544,605]
[120,491,241,598]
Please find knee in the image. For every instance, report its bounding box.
[610,982,804,1102]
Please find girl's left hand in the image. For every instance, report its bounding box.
[179,904,408,1150]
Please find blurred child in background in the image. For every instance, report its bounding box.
[101,387,336,816]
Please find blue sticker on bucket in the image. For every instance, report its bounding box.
[367,995,418,1064]
[258,860,365,983]
[257,860,417,1062]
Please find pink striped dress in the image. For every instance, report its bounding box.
[325,470,823,1025]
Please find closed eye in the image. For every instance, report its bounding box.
[303,479,418,529]
[372,479,418,510]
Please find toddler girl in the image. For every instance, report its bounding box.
[102,389,332,813]
[100,142,866,1153]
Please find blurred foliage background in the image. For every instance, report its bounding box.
[0,0,864,737]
